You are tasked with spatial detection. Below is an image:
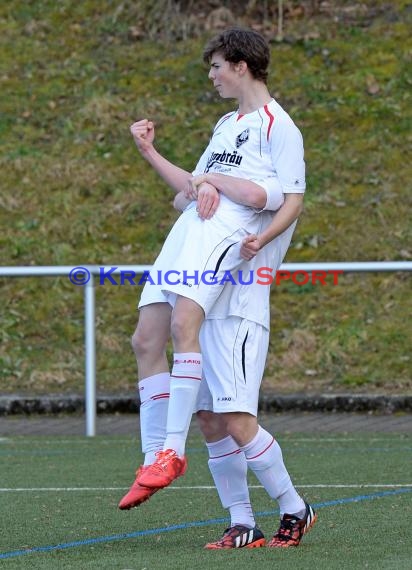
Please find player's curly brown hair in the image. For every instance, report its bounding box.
[203,27,270,84]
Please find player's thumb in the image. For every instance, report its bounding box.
[243,234,257,245]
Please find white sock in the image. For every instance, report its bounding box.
[206,436,255,529]
[138,373,170,466]
[241,426,305,516]
[163,353,202,456]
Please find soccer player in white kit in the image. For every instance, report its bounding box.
[195,213,317,549]
[119,27,317,549]
[127,27,305,493]
[121,194,318,549]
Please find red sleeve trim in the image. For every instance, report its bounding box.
[215,111,235,131]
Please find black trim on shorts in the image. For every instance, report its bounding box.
[212,243,236,278]
[241,330,249,382]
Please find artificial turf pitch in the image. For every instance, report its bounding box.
[0,430,411,569]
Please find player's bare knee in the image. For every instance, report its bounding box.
[197,411,228,441]
[223,419,241,441]
[131,329,143,357]
[170,313,197,347]
[131,327,154,359]
[196,411,213,438]
[224,413,258,446]
[170,297,204,349]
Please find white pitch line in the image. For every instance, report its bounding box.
[0,439,138,445]
[1,436,407,445]
[1,484,412,493]
[0,487,126,492]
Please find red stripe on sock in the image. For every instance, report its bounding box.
[246,436,275,460]
[151,393,170,401]
[170,375,202,381]
[210,449,241,460]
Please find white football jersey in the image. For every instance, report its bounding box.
[194,98,304,323]
[193,97,305,202]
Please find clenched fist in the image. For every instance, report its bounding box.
[130,119,155,154]
[240,234,262,261]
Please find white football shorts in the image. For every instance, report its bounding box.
[196,316,269,416]
[138,232,247,314]
[138,201,264,314]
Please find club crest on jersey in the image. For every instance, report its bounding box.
[235,128,249,148]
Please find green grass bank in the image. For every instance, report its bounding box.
[1,1,411,396]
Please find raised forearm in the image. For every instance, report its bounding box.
[141,145,192,194]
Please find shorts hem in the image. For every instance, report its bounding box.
[196,404,258,416]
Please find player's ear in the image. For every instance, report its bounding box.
[236,61,248,76]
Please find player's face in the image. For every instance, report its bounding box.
[208,53,240,99]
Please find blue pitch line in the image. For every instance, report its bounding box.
[284,446,412,457]
[1,488,411,560]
